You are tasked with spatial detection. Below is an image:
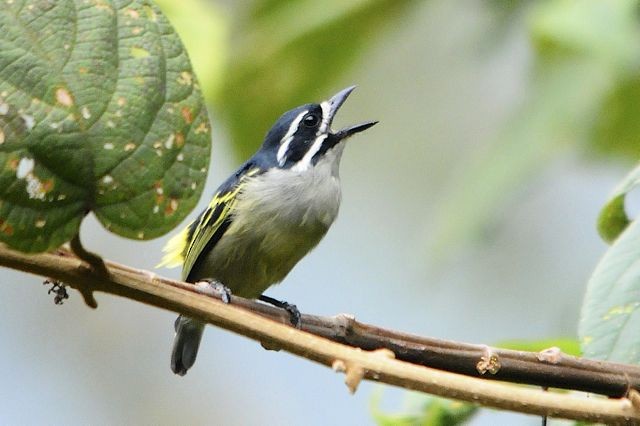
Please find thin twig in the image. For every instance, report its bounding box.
[68,234,106,308]
[69,234,108,276]
[155,265,640,398]
[1,243,639,423]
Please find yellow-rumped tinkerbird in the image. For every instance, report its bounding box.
[159,86,376,375]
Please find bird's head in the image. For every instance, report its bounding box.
[260,86,377,171]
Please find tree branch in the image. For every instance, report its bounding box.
[1,243,639,424]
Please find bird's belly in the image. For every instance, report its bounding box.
[195,219,329,298]
[191,167,341,298]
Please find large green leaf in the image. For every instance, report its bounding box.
[215,0,417,159]
[0,0,211,252]
[596,163,640,243]
[579,219,640,362]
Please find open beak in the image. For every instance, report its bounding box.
[325,86,378,139]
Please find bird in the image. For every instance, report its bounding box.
[158,86,377,376]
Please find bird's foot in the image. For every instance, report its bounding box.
[195,279,232,304]
[259,295,301,328]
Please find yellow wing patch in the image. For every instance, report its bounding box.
[157,224,191,269]
[157,167,262,280]
[181,168,261,279]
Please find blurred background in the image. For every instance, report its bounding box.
[2,0,639,424]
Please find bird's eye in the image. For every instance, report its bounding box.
[302,114,319,127]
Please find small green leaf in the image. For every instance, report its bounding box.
[0,0,211,252]
[215,0,417,159]
[371,389,477,426]
[596,164,640,243]
[498,338,581,356]
[579,219,640,363]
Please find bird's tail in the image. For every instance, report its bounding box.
[171,315,205,376]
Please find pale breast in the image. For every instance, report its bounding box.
[192,162,342,298]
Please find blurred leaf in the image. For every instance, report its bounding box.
[579,219,640,363]
[481,0,530,47]
[154,0,228,102]
[371,389,477,426]
[485,0,528,19]
[429,59,612,260]
[0,0,211,252]
[498,338,581,356]
[530,0,640,68]
[596,164,640,243]
[215,0,417,159]
[591,76,640,160]
[534,0,640,161]
[429,0,640,259]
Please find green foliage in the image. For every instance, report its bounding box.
[430,0,640,259]
[582,126,640,361]
[213,0,417,159]
[371,390,477,426]
[596,164,640,243]
[429,57,609,259]
[498,337,581,356]
[592,77,640,160]
[530,0,639,66]
[0,0,211,252]
[579,219,640,362]
[583,104,640,361]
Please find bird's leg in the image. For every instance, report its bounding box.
[258,295,301,328]
[195,279,232,304]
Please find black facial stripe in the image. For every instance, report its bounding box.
[311,134,340,164]
[263,103,328,167]
[283,136,310,165]
[281,104,325,167]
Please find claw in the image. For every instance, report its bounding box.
[259,295,301,328]
[283,302,301,328]
[195,279,232,304]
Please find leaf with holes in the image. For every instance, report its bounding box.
[579,219,640,363]
[0,1,211,253]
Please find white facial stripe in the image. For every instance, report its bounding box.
[319,101,331,134]
[277,110,308,166]
[277,136,292,166]
[292,134,327,172]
